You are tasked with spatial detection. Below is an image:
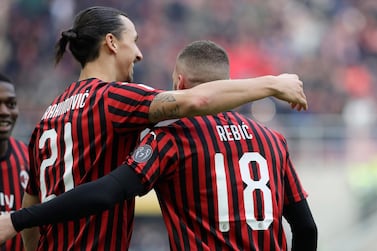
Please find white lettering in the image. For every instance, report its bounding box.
[242,123,253,139]
[0,192,15,208]
[41,91,90,120]
[5,194,14,208]
[216,126,227,141]
[224,125,234,141]
[41,105,52,120]
[71,94,81,110]
[52,102,63,118]
[230,125,241,140]
[65,97,73,113]
[79,91,89,108]
[216,123,253,141]
[47,104,57,119]
[237,124,246,139]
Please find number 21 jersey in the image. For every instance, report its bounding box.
[26,78,161,251]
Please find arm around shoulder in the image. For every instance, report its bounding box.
[148,74,307,123]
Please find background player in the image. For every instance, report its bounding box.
[0,73,29,251]
[18,6,308,251]
[0,40,317,250]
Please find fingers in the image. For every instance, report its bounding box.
[274,73,308,111]
[293,80,307,111]
[299,92,308,111]
[291,103,299,111]
[290,102,308,111]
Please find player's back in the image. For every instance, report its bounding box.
[153,111,307,251]
[27,78,158,251]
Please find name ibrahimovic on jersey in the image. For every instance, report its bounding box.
[41,90,90,120]
[216,123,253,141]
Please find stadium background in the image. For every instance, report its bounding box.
[0,0,376,250]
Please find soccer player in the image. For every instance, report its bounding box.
[0,73,29,251]
[18,6,307,251]
[0,40,317,250]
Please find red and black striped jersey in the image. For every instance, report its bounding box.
[26,78,161,251]
[126,111,308,251]
[0,137,29,251]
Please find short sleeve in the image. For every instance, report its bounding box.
[106,82,163,132]
[283,148,308,205]
[124,128,178,192]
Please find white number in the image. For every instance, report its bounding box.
[39,123,74,202]
[215,152,273,232]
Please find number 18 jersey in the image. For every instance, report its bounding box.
[126,111,308,251]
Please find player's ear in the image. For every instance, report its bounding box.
[177,74,187,90]
[104,33,118,53]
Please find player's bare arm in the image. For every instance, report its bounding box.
[0,214,16,245]
[21,192,40,251]
[148,74,307,123]
[148,93,180,122]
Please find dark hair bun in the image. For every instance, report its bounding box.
[61,29,78,39]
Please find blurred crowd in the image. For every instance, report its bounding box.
[0,0,376,128]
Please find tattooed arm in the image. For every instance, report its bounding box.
[148,74,307,123]
[149,93,180,122]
